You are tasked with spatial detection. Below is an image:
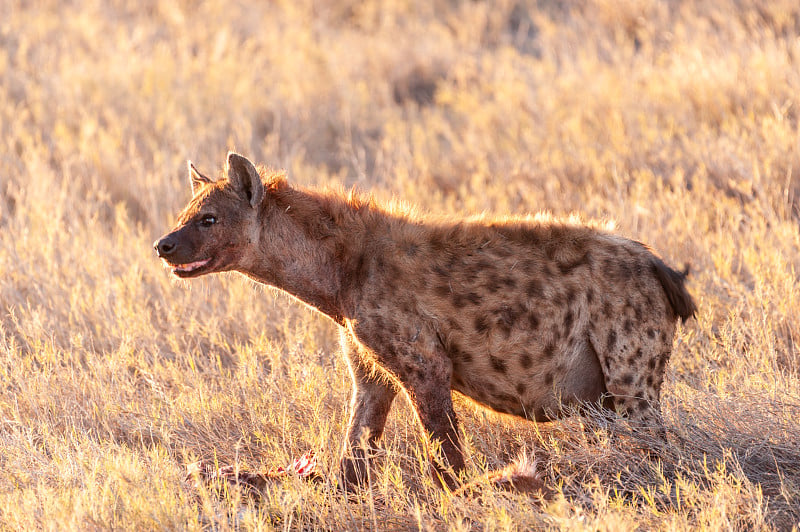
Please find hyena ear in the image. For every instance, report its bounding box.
[188,161,213,195]
[226,152,264,208]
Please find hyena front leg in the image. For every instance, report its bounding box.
[405,381,465,490]
[384,346,465,490]
[340,331,397,490]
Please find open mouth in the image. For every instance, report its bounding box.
[170,258,212,277]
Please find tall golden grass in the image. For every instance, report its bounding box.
[1,0,799,529]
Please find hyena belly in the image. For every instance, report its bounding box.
[445,303,607,422]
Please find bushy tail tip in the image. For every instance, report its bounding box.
[652,258,697,322]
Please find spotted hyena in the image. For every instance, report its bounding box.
[155,152,696,490]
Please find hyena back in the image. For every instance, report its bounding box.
[155,152,696,490]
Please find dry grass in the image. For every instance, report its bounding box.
[1,0,799,529]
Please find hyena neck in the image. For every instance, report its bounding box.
[241,185,379,323]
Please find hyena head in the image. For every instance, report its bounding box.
[154,152,265,278]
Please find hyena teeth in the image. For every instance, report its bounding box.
[176,258,210,272]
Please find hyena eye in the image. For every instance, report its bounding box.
[199,215,217,227]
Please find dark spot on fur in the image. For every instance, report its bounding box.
[521,259,537,273]
[501,276,517,288]
[475,259,492,270]
[387,262,402,280]
[527,312,540,330]
[474,315,490,335]
[566,288,576,305]
[519,353,532,369]
[621,373,634,386]
[429,233,447,252]
[435,284,451,297]
[466,292,482,305]
[616,262,634,282]
[647,328,656,339]
[450,341,472,363]
[629,348,643,363]
[567,335,576,348]
[433,265,448,278]
[490,355,507,373]
[603,300,613,318]
[516,382,526,395]
[447,341,462,359]
[647,358,657,370]
[484,278,501,293]
[542,343,556,359]
[526,279,544,298]
[646,375,654,386]
[406,244,419,257]
[519,229,543,247]
[607,330,617,352]
[496,305,520,335]
[544,372,553,385]
[564,310,574,332]
[557,251,590,274]
[623,319,633,333]
[637,398,650,411]
[586,288,594,303]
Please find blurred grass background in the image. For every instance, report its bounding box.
[1,0,799,529]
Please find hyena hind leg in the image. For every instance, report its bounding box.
[593,336,672,440]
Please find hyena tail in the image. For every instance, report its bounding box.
[651,258,697,322]
[452,452,552,499]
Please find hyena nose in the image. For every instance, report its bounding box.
[154,236,177,258]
